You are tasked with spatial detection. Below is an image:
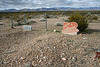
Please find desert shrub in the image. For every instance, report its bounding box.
[62,18,65,21]
[62,18,69,22]
[25,20,36,25]
[13,22,22,26]
[52,15,58,18]
[26,16,32,19]
[10,22,22,26]
[16,19,22,22]
[40,18,46,22]
[87,12,92,16]
[54,22,63,26]
[68,14,88,31]
[92,16,98,20]
[64,19,68,22]
[86,15,98,20]
[4,16,10,19]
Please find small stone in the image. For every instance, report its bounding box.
[43,56,46,59]
[39,60,42,63]
[54,47,56,49]
[62,57,66,61]
[40,18,45,22]
[72,57,77,62]
[79,34,82,36]
[95,51,100,59]
[4,49,16,54]
[83,37,87,39]
[45,29,47,31]
[31,61,35,66]
[61,53,65,57]
[3,62,7,64]
[47,47,50,48]
[24,62,31,67]
[54,29,56,32]
[37,39,42,42]
[20,57,24,60]
[97,49,100,52]
[0,22,3,25]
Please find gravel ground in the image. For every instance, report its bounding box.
[0,17,100,67]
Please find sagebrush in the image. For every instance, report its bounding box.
[68,14,88,31]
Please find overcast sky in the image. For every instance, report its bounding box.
[0,0,100,10]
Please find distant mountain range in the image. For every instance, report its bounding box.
[0,7,100,12]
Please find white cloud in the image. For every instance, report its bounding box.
[0,0,100,10]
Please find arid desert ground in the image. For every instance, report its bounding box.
[0,16,100,67]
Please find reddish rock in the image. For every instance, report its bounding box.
[95,52,100,59]
[62,22,79,35]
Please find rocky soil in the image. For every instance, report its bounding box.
[0,17,100,67]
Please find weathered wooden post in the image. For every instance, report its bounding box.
[11,14,14,29]
[24,14,26,24]
[45,12,47,31]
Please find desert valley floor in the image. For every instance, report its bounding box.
[0,17,100,67]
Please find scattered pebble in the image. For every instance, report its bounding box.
[31,61,35,66]
[43,56,46,59]
[54,29,56,32]
[54,47,56,49]
[62,57,66,61]
[20,57,24,60]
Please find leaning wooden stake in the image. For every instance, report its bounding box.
[24,14,26,24]
[11,14,14,29]
[45,12,47,31]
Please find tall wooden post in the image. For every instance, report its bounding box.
[11,14,14,29]
[45,12,47,31]
[24,14,26,24]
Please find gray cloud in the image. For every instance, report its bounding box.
[0,0,100,10]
